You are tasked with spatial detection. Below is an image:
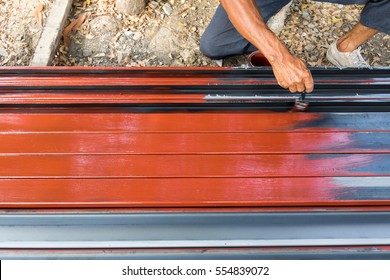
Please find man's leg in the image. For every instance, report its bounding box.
[200,0,291,59]
[324,0,389,66]
[336,23,378,53]
[337,0,390,51]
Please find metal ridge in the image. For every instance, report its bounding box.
[0,68,389,112]
[2,246,390,260]
[1,212,390,249]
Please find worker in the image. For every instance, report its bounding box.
[200,0,389,93]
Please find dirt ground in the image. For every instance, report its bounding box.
[0,0,389,67]
[0,0,53,65]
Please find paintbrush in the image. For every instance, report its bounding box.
[291,90,309,112]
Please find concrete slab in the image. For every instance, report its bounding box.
[30,0,73,66]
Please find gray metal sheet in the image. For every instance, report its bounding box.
[2,248,390,260]
[1,212,390,249]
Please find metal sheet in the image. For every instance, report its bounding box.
[0,67,389,111]
[1,177,390,208]
[2,247,390,260]
[1,212,390,249]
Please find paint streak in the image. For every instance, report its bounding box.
[0,177,389,208]
[0,154,384,178]
[0,132,388,154]
[0,112,320,133]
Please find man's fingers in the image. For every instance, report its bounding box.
[289,85,297,93]
[272,57,314,93]
[296,83,305,93]
[303,73,314,93]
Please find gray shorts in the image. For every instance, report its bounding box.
[200,0,390,59]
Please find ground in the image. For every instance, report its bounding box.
[0,0,389,67]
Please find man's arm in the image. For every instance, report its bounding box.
[220,0,314,93]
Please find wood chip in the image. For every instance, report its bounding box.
[34,3,44,27]
[63,13,88,46]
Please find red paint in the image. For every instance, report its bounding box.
[1,177,390,208]
[0,67,389,211]
[0,92,206,104]
[4,206,390,213]
[0,109,388,209]
[0,154,381,178]
[248,51,271,67]
[0,66,388,88]
[0,132,387,154]
[0,111,321,133]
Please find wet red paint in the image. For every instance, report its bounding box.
[0,92,207,104]
[1,177,390,208]
[0,112,321,132]
[0,154,382,178]
[4,206,390,213]
[0,67,389,210]
[0,132,387,154]
[0,66,387,88]
[0,109,388,208]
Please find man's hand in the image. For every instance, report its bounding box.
[270,51,314,93]
[220,0,314,93]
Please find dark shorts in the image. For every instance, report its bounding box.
[200,0,390,59]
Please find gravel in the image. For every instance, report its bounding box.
[0,0,388,67]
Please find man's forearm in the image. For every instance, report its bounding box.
[219,0,314,93]
[219,0,289,64]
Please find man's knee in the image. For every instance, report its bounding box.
[200,34,223,59]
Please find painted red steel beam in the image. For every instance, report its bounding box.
[0,132,388,154]
[0,91,389,105]
[1,177,390,208]
[5,206,390,214]
[1,154,389,178]
[0,110,389,208]
[0,67,389,209]
[0,67,389,87]
[0,67,389,107]
[1,111,389,132]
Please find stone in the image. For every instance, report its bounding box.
[305,44,316,52]
[0,45,8,57]
[162,3,172,16]
[133,31,142,41]
[302,10,310,20]
[94,53,106,58]
[118,51,123,63]
[115,0,146,15]
[345,14,354,22]
[82,49,93,57]
[148,27,176,56]
[180,49,192,61]
[149,1,159,8]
